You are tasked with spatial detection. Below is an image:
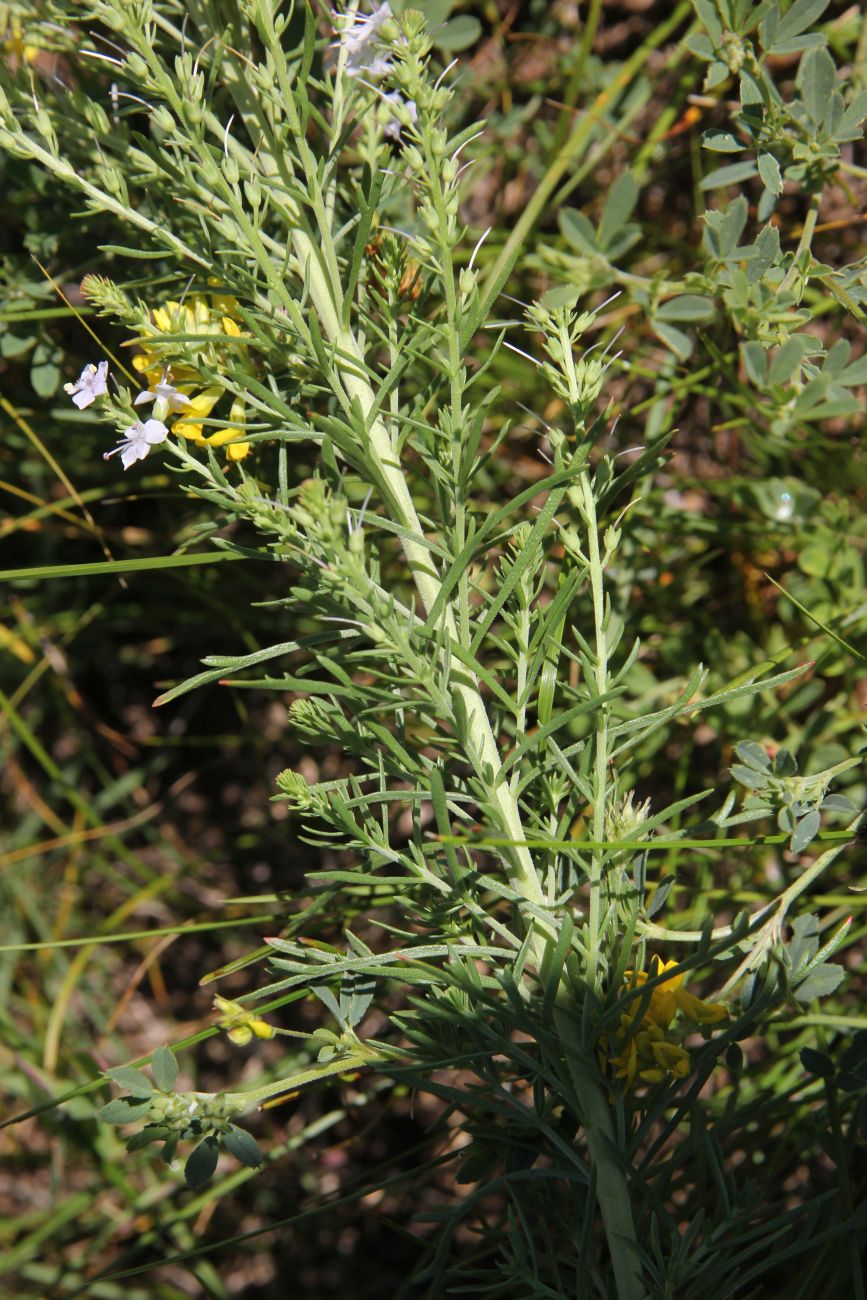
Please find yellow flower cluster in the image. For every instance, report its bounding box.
[0,7,40,67]
[213,995,275,1047]
[604,957,726,1089]
[131,293,251,462]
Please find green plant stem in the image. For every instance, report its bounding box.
[220,1049,377,1112]
[556,1032,644,1300]
[558,320,612,990]
[715,832,859,996]
[555,325,644,1299]
[238,70,553,931]
[580,469,610,988]
[780,190,821,293]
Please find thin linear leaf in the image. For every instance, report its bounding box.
[0,552,243,583]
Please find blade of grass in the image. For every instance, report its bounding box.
[0,551,244,582]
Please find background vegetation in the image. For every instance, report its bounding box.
[1,1,866,1296]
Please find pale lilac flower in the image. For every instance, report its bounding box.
[103,418,168,470]
[337,2,394,78]
[64,360,109,409]
[382,91,417,140]
[134,377,191,411]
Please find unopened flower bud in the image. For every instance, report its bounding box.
[152,105,175,134]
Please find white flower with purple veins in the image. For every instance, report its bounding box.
[338,2,393,78]
[382,91,418,140]
[64,360,109,409]
[104,418,168,471]
[134,377,190,411]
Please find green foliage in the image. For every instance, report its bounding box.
[100,1046,263,1187]
[731,740,858,849]
[1,1,866,1296]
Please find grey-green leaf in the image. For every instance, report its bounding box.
[653,322,693,361]
[223,1125,264,1169]
[151,1045,179,1093]
[1,333,37,358]
[791,809,821,853]
[99,1098,153,1124]
[127,1125,172,1150]
[735,740,772,771]
[391,0,451,21]
[798,45,837,126]
[768,336,815,387]
[701,130,742,152]
[794,963,844,1002]
[656,295,716,323]
[598,171,639,250]
[773,749,798,777]
[701,160,758,191]
[821,793,855,813]
[559,208,598,255]
[433,15,481,51]
[685,33,714,60]
[776,0,829,45]
[741,341,768,385]
[731,764,769,789]
[757,153,783,195]
[184,1137,220,1189]
[105,1067,153,1098]
[647,875,675,919]
[31,362,62,398]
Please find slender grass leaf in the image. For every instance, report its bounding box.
[0,552,242,583]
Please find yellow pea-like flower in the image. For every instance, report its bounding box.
[213,995,275,1046]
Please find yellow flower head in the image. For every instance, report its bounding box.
[213,995,275,1046]
[625,957,727,1029]
[127,292,252,463]
[603,956,726,1093]
[1,11,41,66]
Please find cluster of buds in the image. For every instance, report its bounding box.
[275,768,332,817]
[525,302,613,427]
